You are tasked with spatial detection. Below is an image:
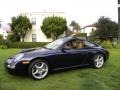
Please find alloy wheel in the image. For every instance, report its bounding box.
[32,62,48,79]
[94,54,104,68]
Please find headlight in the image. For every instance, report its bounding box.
[14,53,24,62]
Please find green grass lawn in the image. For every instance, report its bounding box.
[0,49,120,90]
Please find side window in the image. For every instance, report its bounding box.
[84,41,96,48]
[64,39,84,49]
[76,40,84,49]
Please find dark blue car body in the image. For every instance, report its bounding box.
[4,36,109,74]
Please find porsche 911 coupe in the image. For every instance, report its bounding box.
[4,36,109,80]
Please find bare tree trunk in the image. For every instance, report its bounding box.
[51,33,57,40]
[21,36,24,42]
[118,0,120,42]
[118,25,120,42]
[22,38,24,42]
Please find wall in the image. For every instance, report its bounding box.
[22,12,65,42]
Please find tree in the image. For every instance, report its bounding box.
[92,16,118,40]
[70,21,80,32]
[41,16,67,40]
[11,15,32,42]
[7,33,20,42]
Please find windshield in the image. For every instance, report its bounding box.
[44,38,64,49]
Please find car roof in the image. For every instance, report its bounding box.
[59,35,86,42]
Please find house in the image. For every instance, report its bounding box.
[68,24,96,37]
[80,24,96,36]
[21,11,65,42]
[0,20,11,39]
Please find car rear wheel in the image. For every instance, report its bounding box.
[28,59,49,80]
[93,54,104,69]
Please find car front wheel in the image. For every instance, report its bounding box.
[93,54,104,69]
[28,59,49,80]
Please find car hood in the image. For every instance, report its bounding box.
[20,48,39,53]
[20,47,57,60]
[21,47,54,54]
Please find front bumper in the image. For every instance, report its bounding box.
[4,60,29,74]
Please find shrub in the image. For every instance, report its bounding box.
[0,39,12,48]
[0,35,3,40]
[0,45,8,49]
[79,33,87,37]
[7,42,49,48]
[100,40,113,49]
[114,43,120,49]
[7,33,20,42]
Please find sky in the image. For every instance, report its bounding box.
[0,0,118,27]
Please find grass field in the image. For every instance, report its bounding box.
[0,49,120,90]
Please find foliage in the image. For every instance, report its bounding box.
[7,42,49,48]
[0,45,8,49]
[0,35,3,40]
[0,49,120,90]
[11,15,32,42]
[0,39,48,48]
[92,16,118,40]
[70,21,80,31]
[79,33,87,37]
[41,16,67,40]
[113,43,120,49]
[89,30,97,41]
[100,40,113,49]
[88,36,95,41]
[7,33,20,42]
[90,30,95,37]
[0,39,12,48]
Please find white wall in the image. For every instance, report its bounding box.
[0,21,10,39]
[81,27,96,36]
[22,12,65,42]
[0,29,8,39]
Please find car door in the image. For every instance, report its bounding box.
[63,48,88,66]
[61,39,89,66]
[51,39,89,70]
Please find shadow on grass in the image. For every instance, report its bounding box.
[5,65,92,79]
[4,68,28,79]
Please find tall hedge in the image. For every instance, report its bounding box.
[0,41,48,49]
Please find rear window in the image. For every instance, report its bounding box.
[84,41,98,48]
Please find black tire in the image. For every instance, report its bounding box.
[92,54,105,69]
[28,59,49,80]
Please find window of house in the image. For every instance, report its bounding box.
[32,34,36,42]
[31,18,36,25]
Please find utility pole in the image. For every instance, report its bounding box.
[118,0,120,42]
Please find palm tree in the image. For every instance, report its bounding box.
[70,21,80,32]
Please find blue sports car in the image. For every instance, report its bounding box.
[4,36,109,80]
